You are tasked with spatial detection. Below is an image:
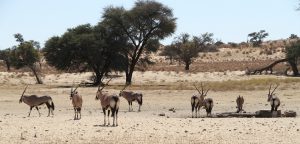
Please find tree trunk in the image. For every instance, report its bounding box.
[29,66,43,84]
[125,57,138,85]
[251,58,288,75]
[250,58,299,76]
[184,61,190,71]
[125,69,134,85]
[288,59,299,76]
[93,70,103,86]
[5,61,10,71]
[169,56,173,64]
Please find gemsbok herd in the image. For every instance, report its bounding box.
[19,80,281,126]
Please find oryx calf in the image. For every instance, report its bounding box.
[236,95,244,113]
[19,86,55,117]
[266,84,281,112]
[70,86,83,120]
[119,85,143,112]
[191,83,209,118]
[95,79,120,126]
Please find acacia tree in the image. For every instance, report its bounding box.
[160,45,178,64]
[10,34,43,84]
[289,34,298,39]
[248,30,269,47]
[162,33,215,70]
[286,41,300,75]
[101,0,176,84]
[44,24,127,85]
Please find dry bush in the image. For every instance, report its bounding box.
[225,51,232,57]
[265,49,273,55]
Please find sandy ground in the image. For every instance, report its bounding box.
[0,72,300,144]
[0,70,291,85]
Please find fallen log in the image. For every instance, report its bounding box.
[255,110,281,118]
[283,110,297,117]
[216,112,256,118]
[250,58,288,75]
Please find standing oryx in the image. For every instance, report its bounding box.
[70,86,83,120]
[266,84,280,112]
[95,78,120,126]
[191,83,209,118]
[19,85,55,117]
[236,95,244,113]
[119,85,143,112]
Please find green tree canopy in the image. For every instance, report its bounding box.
[101,0,177,84]
[286,41,300,75]
[0,48,12,71]
[10,33,43,84]
[44,24,127,85]
[289,34,298,39]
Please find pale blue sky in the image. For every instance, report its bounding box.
[0,0,299,49]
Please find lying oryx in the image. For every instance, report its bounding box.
[19,86,55,117]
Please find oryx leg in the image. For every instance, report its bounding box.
[78,108,81,119]
[128,101,130,112]
[116,108,119,126]
[74,107,77,120]
[28,106,34,117]
[130,102,133,111]
[35,106,41,117]
[138,105,141,112]
[102,108,106,126]
[107,110,110,126]
[45,102,51,117]
[112,108,116,126]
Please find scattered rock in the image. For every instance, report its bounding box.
[169,108,176,113]
[184,130,188,133]
[159,113,165,116]
[284,110,297,117]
